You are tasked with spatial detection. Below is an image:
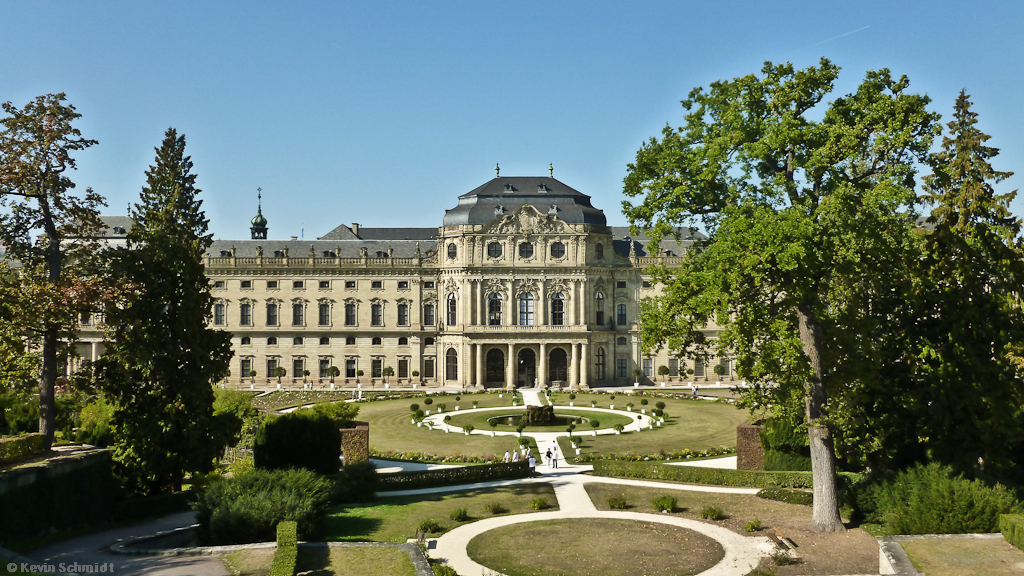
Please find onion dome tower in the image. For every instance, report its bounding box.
[250,187,268,239]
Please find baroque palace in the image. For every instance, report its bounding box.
[81,173,734,389]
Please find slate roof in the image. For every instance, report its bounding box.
[609,226,706,258]
[443,177,607,226]
[99,216,133,238]
[207,239,436,259]
[318,225,437,241]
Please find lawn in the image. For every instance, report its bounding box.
[467,518,724,576]
[443,408,634,432]
[222,545,417,576]
[583,482,879,576]
[901,537,1024,576]
[322,483,559,542]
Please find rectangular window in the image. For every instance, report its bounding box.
[240,303,252,326]
[423,281,435,288]
[643,358,652,377]
[642,280,651,288]
[372,358,383,378]
[371,304,382,326]
[319,303,330,326]
[346,359,356,378]
[424,357,435,378]
[398,281,409,289]
[80,312,92,325]
[398,358,409,379]
[267,280,278,289]
[519,296,534,326]
[423,304,435,326]
[616,359,627,378]
[345,303,356,326]
[319,280,330,289]
[371,280,383,289]
[267,357,279,376]
[214,280,225,289]
[293,358,304,378]
[319,358,330,378]
[241,280,252,289]
[292,303,304,326]
[616,281,627,289]
[617,304,627,326]
[214,303,225,325]
[669,358,679,377]
[345,280,356,289]
[719,358,730,378]
[267,303,278,326]
[293,281,304,289]
[694,358,704,377]
[397,303,409,326]
[240,358,253,378]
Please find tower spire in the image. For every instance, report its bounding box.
[250,187,268,240]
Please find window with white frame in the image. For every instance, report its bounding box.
[488,293,502,325]
[519,293,534,326]
[213,303,225,325]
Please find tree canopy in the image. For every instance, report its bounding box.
[622,58,939,531]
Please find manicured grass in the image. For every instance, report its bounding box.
[322,484,558,542]
[223,547,275,576]
[466,518,724,576]
[901,537,1024,576]
[297,546,417,576]
[444,409,634,432]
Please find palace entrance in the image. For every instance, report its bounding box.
[517,348,536,387]
[486,348,505,384]
[549,347,568,382]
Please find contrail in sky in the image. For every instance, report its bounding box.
[794,25,871,52]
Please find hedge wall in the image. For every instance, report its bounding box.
[0,433,46,465]
[269,521,298,576]
[592,460,863,490]
[0,448,113,542]
[1002,515,1024,551]
[378,461,530,491]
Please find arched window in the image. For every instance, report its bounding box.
[293,337,303,345]
[424,337,435,346]
[550,293,564,325]
[345,336,356,345]
[595,243,604,259]
[447,243,457,259]
[487,242,502,258]
[488,293,502,325]
[519,242,534,258]
[596,347,606,380]
[518,293,534,326]
[372,337,382,346]
[241,336,251,345]
[447,293,457,325]
[267,337,278,345]
[445,348,458,380]
[616,336,627,346]
[595,292,605,325]
[550,241,565,258]
[398,337,409,346]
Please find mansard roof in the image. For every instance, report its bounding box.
[442,177,607,227]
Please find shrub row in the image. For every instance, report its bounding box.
[378,461,530,491]
[572,446,735,463]
[592,459,836,488]
[330,462,378,503]
[756,487,813,506]
[269,521,298,576]
[1001,515,1024,552]
[0,433,46,464]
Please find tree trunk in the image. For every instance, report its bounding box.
[796,303,846,532]
[38,197,61,450]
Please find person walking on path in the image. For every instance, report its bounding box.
[511,450,519,462]
[551,444,559,469]
[544,448,552,468]
[503,450,510,463]
[528,455,537,476]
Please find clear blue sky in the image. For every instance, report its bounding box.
[3,1,1022,240]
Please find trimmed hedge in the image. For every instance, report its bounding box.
[757,487,813,506]
[0,433,46,464]
[269,521,297,576]
[593,459,818,488]
[1001,515,1024,552]
[378,461,530,490]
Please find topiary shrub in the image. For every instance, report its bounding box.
[525,405,554,425]
[863,462,1022,535]
[589,419,601,429]
[192,468,333,544]
[254,411,341,475]
[268,521,297,576]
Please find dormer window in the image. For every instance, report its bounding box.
[274,250,284,258]
[503,184,514,193]
[220,250,231,257]
[537,184,548,193]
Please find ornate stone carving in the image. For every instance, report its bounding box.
[484,279,508,295]
[516,280,539,297]
[549,280,571,300]
[488,205,571,235]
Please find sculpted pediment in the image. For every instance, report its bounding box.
[488,205,572,235]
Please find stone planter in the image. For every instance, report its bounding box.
[641,409,646,414]
[330,383,335,390]
[491,431,495,437]
[634,382,639,387]
[412,384,418,389]
[357,383,362,389]
[627,407,632,411]
[615,430,621,435]
[660,382,666,388]
[385,383,390,389]
[455,406,460,410]
[464,431,470,435]
[610,405,615,410]
[416,422,422,427]
[569,402,574,406]
[575,448,581,455]
[425,410,430,415]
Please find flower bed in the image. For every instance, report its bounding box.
[572,446,735,463]
[370,448,502,465]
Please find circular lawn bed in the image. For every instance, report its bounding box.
[444,409,635,432]
[466,518,724,576]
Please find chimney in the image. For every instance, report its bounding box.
[352,223,360,236]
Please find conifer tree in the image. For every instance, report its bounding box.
[97,128,232,494]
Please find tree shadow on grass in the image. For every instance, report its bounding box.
[296,545,332,576]
[321,515,384,540]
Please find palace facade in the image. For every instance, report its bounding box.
[81,175,735,389]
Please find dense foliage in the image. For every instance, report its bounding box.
[192,468,332,544]
[254,411,342,475]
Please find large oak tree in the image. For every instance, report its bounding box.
[622,59,938,531]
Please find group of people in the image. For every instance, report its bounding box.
[502,440,561,476]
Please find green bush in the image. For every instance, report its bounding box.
[756,488,813,506]
[745,517,762,532]
[269,521,297,576]
[1000,515,1024,551]
[531,497,550,510]
[418,518,442,533]
[192,468,333,544]
[770,549,797,566]
[377,461,529,491]
[254,411,341,475]
[432,564,460,576]
[589,419,601,429]
[449,507,469,522]
[484,502,508,515]
[607,496,628,510]
[700,505,725,520]
[651,495,677,512]
[594,459,820,488]
[865,463,1021,535]
[330,462,378,503]
[0,433,46,464]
